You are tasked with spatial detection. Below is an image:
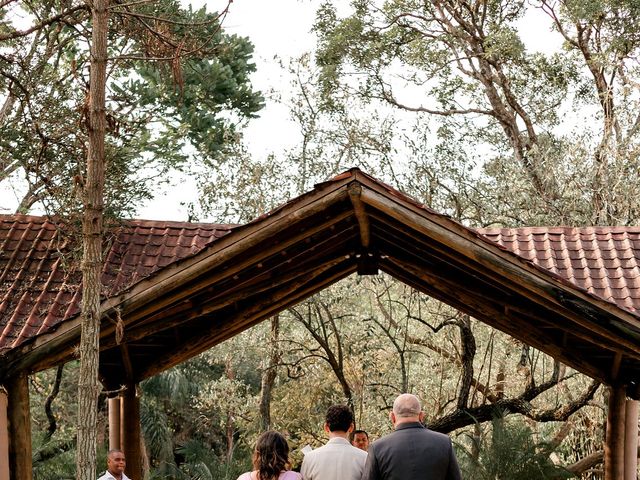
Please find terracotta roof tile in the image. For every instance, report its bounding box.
[3,208,640,355]
[477,226,640,315]
[0,215,234,352]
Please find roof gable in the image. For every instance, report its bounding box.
[1,169,639,395]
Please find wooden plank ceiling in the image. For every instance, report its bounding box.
[1,169,639,396]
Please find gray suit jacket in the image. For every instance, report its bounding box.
[361,422,462,480]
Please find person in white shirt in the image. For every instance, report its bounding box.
[97,449,131,480]
[300,405,367,480]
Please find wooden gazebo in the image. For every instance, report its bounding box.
[1,169,639,479]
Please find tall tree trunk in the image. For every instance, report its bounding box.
[76,0,108,478]
[225,359,235,462]
[259,316,280,432]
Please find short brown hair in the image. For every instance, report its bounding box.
[325,405,353,432]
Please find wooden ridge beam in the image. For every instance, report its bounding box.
[348,182,370,248]
[103,188,351,318]
[99,253,352,351]
[362,186,640,330]
[136,260,357,380]
[365,204,640,360]
[381,259,605,382]
[101,210,356,337]
[0,186,353,378]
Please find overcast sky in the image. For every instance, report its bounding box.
[136,0,561,220]
[136,0,325,220]
[0,1,560,220]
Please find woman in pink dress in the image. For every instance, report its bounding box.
[237,431,302,480]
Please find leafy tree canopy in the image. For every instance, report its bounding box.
[0,0,264,218]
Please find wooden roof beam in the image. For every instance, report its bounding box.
[99,253,352,350]
[361,188,640,357]
[120,344,134,383]
[349,182,379,275]
[349,182,370,248]
[134,260,357,381]
[107,209,356,330]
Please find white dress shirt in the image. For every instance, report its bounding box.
[97,471,131,480]
[300,437,367,480]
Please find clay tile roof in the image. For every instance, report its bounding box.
[0,215,234,353]
[477,226,640,315]
[3,209,640,355]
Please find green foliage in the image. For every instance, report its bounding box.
[0,0,264,217]
[458,416,574,479]
[32,432,77,480]
[29,364,80,479]
[137,343,260,478]
[172,439,250,480]
[307,0,640,226]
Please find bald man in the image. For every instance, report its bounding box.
[361,394,461,480]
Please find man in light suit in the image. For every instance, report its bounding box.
[301,404,367,480]
[361,394,462,480]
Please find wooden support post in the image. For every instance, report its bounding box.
[624,399,638,480]
[605,384,627,480]
[108,396,121,450]
[120,384,142,480]
[6,374,32,480]
[0,387,9,480]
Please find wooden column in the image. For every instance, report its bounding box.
[0,387,9,480]
[108,396,121,450]
[624,399,638,480]
[6,374,32,480]
[605,384,627,480]
[120,384,142,480]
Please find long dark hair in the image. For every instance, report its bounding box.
[252,431,290,480]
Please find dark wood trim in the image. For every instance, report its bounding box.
[7,374,32,480]
[612,352,623,381]
[605,384,626,480]
[348,182,370,248]
[108,396,121,450]
[120,384,142,480]
[100,254,352,351]
[137,261,357,380]
[120,345,134,383]
[0,387,9,480]
[101,185,351,318]
[624,399,638,480]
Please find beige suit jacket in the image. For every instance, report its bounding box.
[301,437,367,480]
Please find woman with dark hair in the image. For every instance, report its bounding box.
[237,431,302,480]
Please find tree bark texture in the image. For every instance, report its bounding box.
[6,374,32,480]
[259,316,280,432]
[76,0,108,479]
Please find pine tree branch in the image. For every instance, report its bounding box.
[0,5,88,41]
